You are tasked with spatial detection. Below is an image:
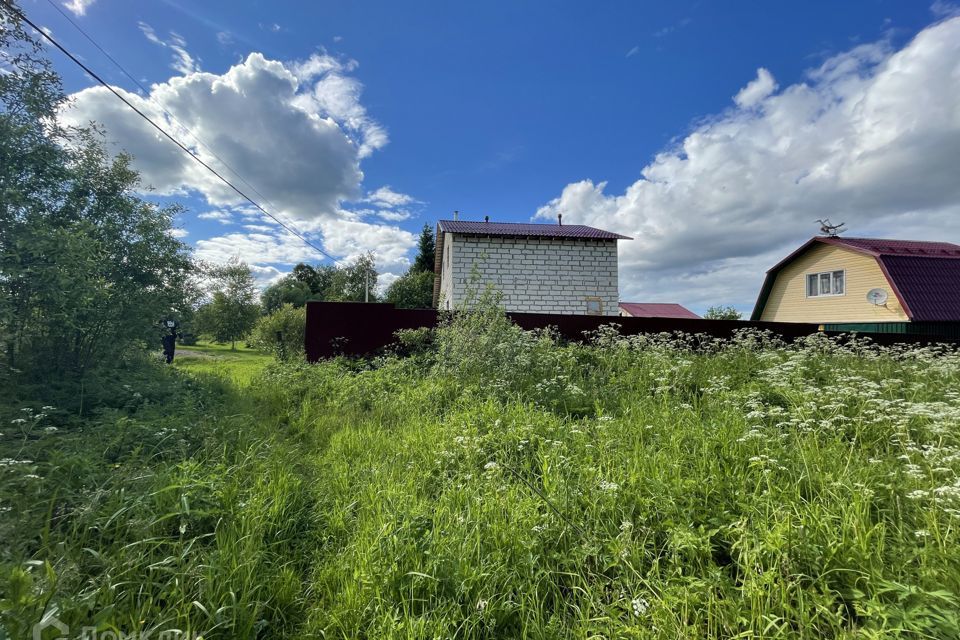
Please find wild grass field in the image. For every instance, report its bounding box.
[3,306,960,638]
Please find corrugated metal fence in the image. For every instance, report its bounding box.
[305,302,959,361]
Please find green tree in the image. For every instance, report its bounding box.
[385,270,435,309]
[261,276,312,314]
[703,305,743,320]
[327,253,378,302]
[410,224,436,273]
[205,259,260,349]
[1,4,193,378]
[291,262,336,297]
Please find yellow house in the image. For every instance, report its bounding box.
[751,236,960,335]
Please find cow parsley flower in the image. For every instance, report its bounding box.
[632,597,649,617]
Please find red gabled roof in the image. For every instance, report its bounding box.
[752,236,960,322]
[619,302,700,319]
[822,237,960,257]
[878,256,960,322]
[437,220,631,240]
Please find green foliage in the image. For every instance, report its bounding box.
[4,323,960,637]
[291,262,336,296]
[384,225,435,308]
[197,259,260,349]
[411,223,436,273]
[268,258,378,307]
[261,276,313,314]
[326,252,378,302]
[0,5,193,380]
[385,270,435,309]
[704,304,743,320]
[250,304,306,360]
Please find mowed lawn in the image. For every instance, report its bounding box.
[173,340,273,385]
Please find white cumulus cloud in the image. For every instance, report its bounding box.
[61,53,367,221]
[366,186,416,207]
[536,17,960,313]
[62,0,96,17]
[733,67,778,108]
[60,51,415,278]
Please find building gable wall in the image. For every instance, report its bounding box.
[760,243,909,323]
[443,235,619,315]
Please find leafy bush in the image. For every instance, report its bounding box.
[250,304,306,360]
[704,304,743,320]
[385,270,435,308]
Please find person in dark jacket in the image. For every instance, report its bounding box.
[161,321,179,364]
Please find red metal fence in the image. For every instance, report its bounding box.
[304,302,958,361]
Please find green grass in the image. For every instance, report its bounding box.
[3,313,960,638]
[173,340,272,386]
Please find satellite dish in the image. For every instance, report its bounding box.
[866,288,888,306]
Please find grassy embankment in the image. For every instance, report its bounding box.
[3,312,960,638]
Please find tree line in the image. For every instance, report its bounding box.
[194,226,437,354]
[259,225,435,315]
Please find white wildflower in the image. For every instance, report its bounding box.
[632,597,649,617]
[598,480,620,493]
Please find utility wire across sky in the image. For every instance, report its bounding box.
[1,0,345,267]
[40,0,304,238]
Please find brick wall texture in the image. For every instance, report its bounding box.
[438,234,620,315]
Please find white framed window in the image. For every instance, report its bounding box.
[806,270,845,297]
[585,297,603,315]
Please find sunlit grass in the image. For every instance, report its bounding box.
[3,317,960,638]
[173,340,272,386]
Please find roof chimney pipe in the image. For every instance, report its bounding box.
[558,213,562,226]
[484,215,489,223]
[453,210,459,221]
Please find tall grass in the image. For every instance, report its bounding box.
[3,306,960,638]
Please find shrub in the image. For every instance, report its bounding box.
[251,304,306,360]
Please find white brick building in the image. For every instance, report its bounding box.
[432,219,631,315]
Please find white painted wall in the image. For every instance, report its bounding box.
[439,234,619,315]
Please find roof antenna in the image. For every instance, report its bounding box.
[816,218,846,237]
[558,213,562,226]
[453,210,459,221]
[484,215,489,223]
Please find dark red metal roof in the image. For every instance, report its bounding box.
[822,237,960,258]
[878,256,960,322]
[752,236,960,322]
[437,220,631,240]
[619,302,701,319]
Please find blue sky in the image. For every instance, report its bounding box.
[27,0,960,312]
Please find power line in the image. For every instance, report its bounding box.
[1,0,344,267]
[39,0,308,242]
